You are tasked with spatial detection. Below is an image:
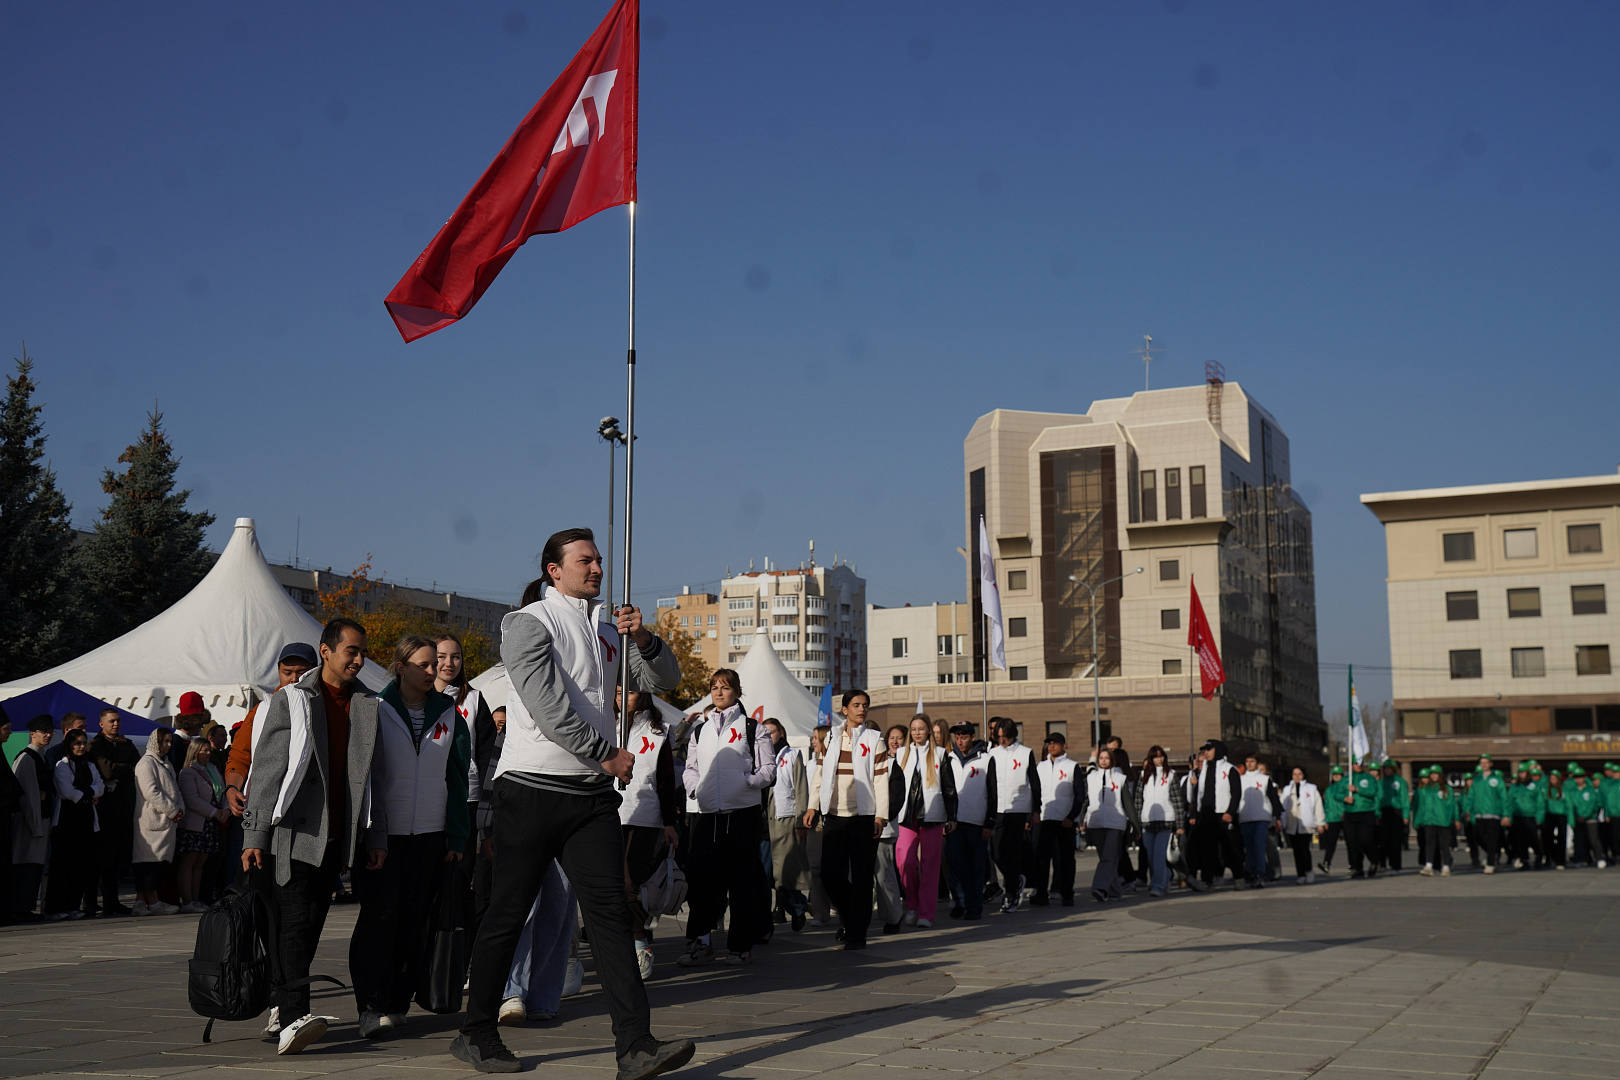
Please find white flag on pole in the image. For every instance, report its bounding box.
[1348,683,1369,763]
[978,516,1006,671]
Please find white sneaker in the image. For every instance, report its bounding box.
[636,945,654,981]
[131,901,152,917]
[1600,860,1608,869]
[1306,871,1316,884]
[180,901,209,914]
[149,901,180,915]
[1440,865,1450,877]
[916,918,932,929]
[562,957,583,998]
[358,1010,391,1040]
[903,910,918,926]
[1296,875,1307,885]
[386,1013,407,1030]
[498,997,526,1026]
[1513,858,1524,870]
[1483,865,1495,875]
[277,1014,329,1055]
[1419,865,1433,877]
[261,1006,281,1038]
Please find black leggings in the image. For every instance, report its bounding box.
[1287,832,1313,877]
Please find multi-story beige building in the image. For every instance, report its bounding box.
[719,560,866,698]
[868,602,975,688]
[656,588,721,672]
[1362,470,1620,769]
[269,564,513,635]
[868,381,1325,769]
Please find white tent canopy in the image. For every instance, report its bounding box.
[471,662,686,729]
[0,517,386,725]
[684,626,822,746]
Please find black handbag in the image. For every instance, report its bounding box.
[415,863,471,1014]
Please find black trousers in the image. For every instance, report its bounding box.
[1377,810,1406,870]
[1320,822,1342,868]
[1343,812,1378,874]
[1574,819,1603,865]
[820,814,877,945]
[1475,818,1502,866]
[1189,816,1242,884]
[1089,828,1124,897]
[1030,821,1075,902]
[685,808,769,953]
[1419,825,1453,868]
[464,779,648,1056]
[350,832,447,1014]
[623,825,666,938]
[43,820,96,915]
[272,844,342,1019]
[1287,832,1313,877]
[96,804,133,909]
[990,813,1030,899]
[1542,816,1566,867]
[1509,814,1542,867]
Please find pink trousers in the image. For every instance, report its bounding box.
[896,823,945,921]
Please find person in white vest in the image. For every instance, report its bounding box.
[1074,746,1138,901]
[1029,732,1078,907]
[435,633,498,863]
[1280,766,1323,885]
[804,723,835,927]
[1131,745,1187,898]
[1185,739,1244,892]
[351,635,470,1039]
[1236,754,1284,889]
[983,718,1041,914]
[678,669,776,967]
[804,690,889,951]
[618,690,678,981]
[944,722,991,920]
[762,717,811,933]
[888,714,956,928]
[455,528,691,1080]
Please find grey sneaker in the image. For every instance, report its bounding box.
[359,1010,392,1040]
[451,1029,520,1073]
[616,1038,696,1080]
[676,940,714,967]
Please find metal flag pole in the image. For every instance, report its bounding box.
[981,613,989,728]
[1188,642,1195,764]
[618,200,637,782]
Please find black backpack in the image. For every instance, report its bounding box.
[188,882,343,1043]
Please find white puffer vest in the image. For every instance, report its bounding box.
[772,745,802,819]
[619,715,667,828]
[376,697,455,836]
[951,751,990,826]
[1035,755,1077,822]
[1083,767,1130,830]
[817,725,885,816]
[988,742,1035,813]
[895,744,949,825]
[689,706,758,813]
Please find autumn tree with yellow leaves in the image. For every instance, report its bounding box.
[317,558,497,680]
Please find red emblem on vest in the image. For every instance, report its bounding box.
[431,722,448,740]
[599,634,618,662]
[1059,770,1067,781]
[969,767,979,779]
[639,736,654,754]
[727,728,742,744]
[1012,759,1022,771]
[860,743,870,758]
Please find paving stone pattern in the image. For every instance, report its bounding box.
[1,863,1617,1080]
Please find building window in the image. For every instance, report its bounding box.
[1573,584,1607,615]
[1503,528,1538,559]
[708,615,717,626]
[1450,649,1483,679]
[1576,645,1612,676]
[939,634,955,656]
[1445,591,1479,621]
[1007,569,1027,591]
[1189,466,1207,518]
[1555,707,1594,731]
[1511,647,1545,678]
[1140,470,1157,521]
[892,675,909,686]
[1008,617,1027,637]
[1160,608,1180,630]
[1009,666,1029,681]
[1159,559,1180,582]
[1162,658,1182,675]
[1164,468,1182,520]
[679,616,689,627]
[1442,532,1475,562]
[1569,523,1603,554]
[892,637,908,659]
[1507,588,1541,618]
[773,614,797,626]
[727,598,754,610]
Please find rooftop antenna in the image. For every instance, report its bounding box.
[1136,334,1164,391]
[1205,360,1226,428]
[809,539,816,570]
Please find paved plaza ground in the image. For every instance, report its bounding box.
[2,861,1618,1080]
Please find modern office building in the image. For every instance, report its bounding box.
[719,559,866,698]
[656,588,722,672]
[1362,469,1620,770]
[867,378,1325,770]
[868,602,976,688]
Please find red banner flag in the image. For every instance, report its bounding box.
[384,0,639,343]
[1187,576,1225,700]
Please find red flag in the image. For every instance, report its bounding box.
[385,0,638,343]
[1187,575,1225,700]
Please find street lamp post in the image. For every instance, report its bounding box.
[1068,567,1144,753]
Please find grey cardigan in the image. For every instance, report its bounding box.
[241,668,388,885]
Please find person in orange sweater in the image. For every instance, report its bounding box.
[222,643,318,885]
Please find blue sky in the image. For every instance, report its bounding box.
[3,0,1616,709]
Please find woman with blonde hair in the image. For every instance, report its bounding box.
[176,738,228,912]
[887,713,956,928]
[872,724,911,934]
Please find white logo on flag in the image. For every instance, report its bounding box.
[553,70,618,154]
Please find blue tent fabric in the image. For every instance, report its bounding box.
[0,680,154,737]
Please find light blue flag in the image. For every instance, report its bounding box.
[817,684,833,727]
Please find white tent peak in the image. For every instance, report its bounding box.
[684,625,822,746]
[0,517,387,723]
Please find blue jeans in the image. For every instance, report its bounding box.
[503,861,576,1015]
[1142,826,1173,894]
[1240,820,1270,883]
[945,825,988,916]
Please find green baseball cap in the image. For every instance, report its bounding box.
[1330,765,1345,775]
[1477,753,1493,762]
[1570,764,1587,776]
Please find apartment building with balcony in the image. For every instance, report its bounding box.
[868,381,1325,770]
[868,602,976,688]
[655,588,721,672]
[719,561,866,698]
[1362,470,1620,770]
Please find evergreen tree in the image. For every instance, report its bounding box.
[73,408,216,649]
[0,346,77,680]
